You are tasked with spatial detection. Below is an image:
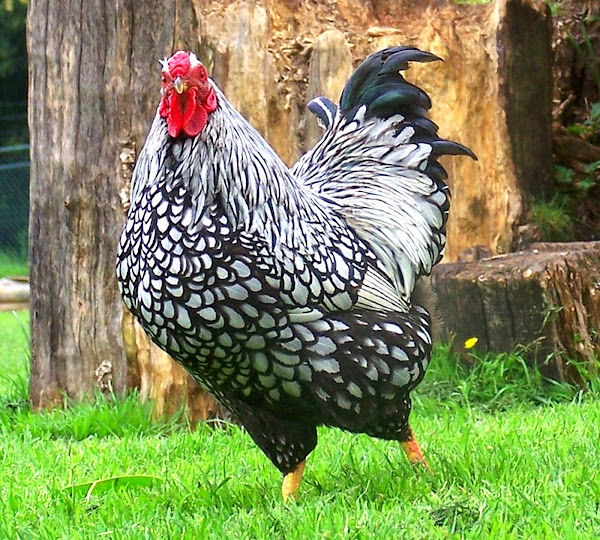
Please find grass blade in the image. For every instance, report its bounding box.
[65,475,163,499]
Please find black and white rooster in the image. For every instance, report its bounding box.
[117,47,474,499]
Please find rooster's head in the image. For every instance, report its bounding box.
[159,51,217,138]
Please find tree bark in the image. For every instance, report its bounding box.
[418,242,600,382]
[27,0,223,415]
[195,0,553,258]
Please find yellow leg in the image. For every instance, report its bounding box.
[401,427,432,473]
[282,461,306,501]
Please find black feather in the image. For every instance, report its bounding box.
[339,54,387,112]
[424,162,449,184]
[371,92,429,119]
[430,140,478,160]
[406,117,439,136]
[378,48,441,75]
[339,46,440,117]
[337,45,477,161]
[359,82,432,114]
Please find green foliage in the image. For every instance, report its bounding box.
[423,343,596,410]
[65,475,163,505]
[0,251,28,277]
[0,0,27,81]
[0,0,27,146]
[554,163,597,195]
[0,309,28,402]
[546,0,566,16]
[530,193,575,241]
[585,159,600,176]
[583,102,600,142]
[555,164,576,186]
[567,102,600,141]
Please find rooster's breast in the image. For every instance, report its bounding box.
[117,178,281,384]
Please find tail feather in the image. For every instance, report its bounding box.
[430,139,477,159]
[340,47,476,159]
[293,46,475,309]
[339,47,440,115]
[357,82,432,120]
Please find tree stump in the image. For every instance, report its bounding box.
[421,242,600,381]
[198,0,553,259]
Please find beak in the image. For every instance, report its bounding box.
[173,76,185,94]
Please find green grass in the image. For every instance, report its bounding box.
[530,194,575,242]
[0,252,28,278]
[1,312,600,538]
[0,310,29,398]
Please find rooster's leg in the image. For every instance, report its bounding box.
[401,425,431,472]
[228,399,316,500]
[282,460,306,501]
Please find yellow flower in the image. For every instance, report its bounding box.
[464,337,479,350]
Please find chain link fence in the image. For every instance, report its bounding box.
[0,144,29,259]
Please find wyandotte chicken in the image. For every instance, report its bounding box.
[117,46,474,499]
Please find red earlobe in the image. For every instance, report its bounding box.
[159,94,170,120]
[204,87,217,113]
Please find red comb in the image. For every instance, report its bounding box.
[167,51,191,77]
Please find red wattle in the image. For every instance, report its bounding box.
[161,86,217,138]
[183,105,208,137]
[166,92,185,137]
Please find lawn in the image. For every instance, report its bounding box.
[1,311,599,539]
[0,253,28,279]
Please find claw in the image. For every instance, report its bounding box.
[282,461,306,501]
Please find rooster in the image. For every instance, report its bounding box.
[117,47,474,500]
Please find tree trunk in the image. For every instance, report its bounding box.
[196,0,553,258]
[27,0,225,418]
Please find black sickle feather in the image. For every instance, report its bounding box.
[430,140,478,160]
[336,45,477,161]
[403,117,440,138]
[340,46,440,115]
[358,81,432,114]
[378,49,442,75]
